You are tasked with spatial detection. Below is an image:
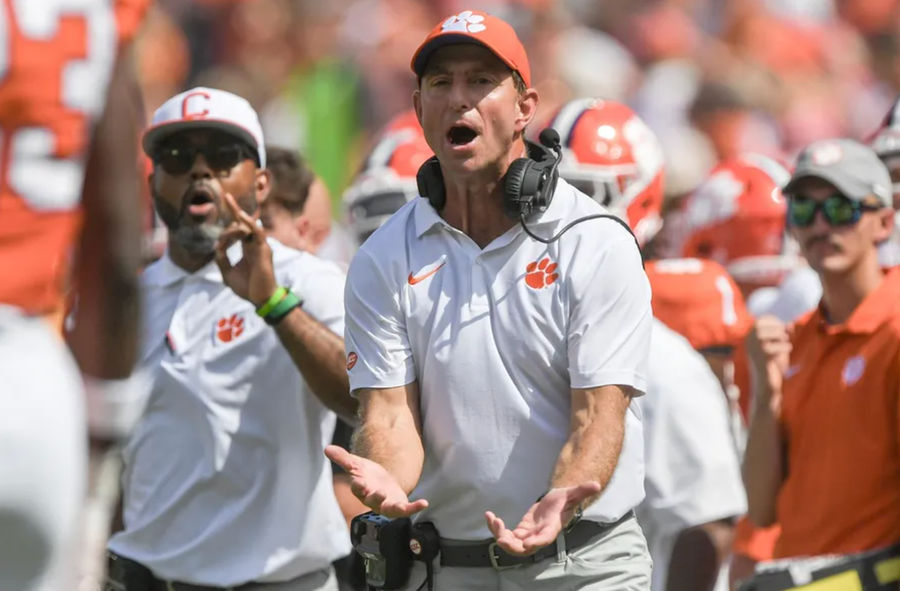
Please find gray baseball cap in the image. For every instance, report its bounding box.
[783,139,892,207]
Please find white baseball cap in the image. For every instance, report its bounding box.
[142,87,266,167]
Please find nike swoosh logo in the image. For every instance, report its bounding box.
[408,262,445,285]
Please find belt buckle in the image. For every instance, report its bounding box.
[487,542,521,571]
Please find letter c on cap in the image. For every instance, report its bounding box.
[182,91,211,119]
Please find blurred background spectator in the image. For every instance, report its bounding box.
[135,0,900,228]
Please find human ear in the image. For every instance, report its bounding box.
[515,88,539,134]
[255,168,272,206]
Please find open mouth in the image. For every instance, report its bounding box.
[447,125,478,146]
[186,186,217,217]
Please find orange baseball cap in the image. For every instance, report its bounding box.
[411,9,532,88]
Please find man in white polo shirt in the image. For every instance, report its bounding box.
[326,10,653,590]
[106,88,354,590]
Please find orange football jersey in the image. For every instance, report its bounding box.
[0,0,148,315]
[646,258,753,351]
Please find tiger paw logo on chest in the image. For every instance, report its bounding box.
[525,257,559,289]
[442,10,486,33]
[841,355,866,386]
[216,313,245,343]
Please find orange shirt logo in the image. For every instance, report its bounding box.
[408,262,445,285]
[346,352,358,370]
[216,314,245,343]
[525,257,559,289]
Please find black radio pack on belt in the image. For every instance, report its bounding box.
[351,512,440,590]
[415,127,642,252]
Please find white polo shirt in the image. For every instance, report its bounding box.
[108,239,351,586]
[636,319,747,591]
[344,179,653,540]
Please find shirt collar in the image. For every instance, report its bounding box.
[412,178,573,239]
[143,242,243,288]
[817,266,900,335]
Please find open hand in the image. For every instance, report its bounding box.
[484,482,601,556]
[325,445,429,518]
[214,192,278,307]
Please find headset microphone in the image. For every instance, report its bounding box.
[416,126,641,253]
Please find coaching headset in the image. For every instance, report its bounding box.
[415,128,639,246]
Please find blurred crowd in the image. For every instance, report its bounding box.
[136,0,900,220]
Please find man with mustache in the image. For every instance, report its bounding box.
[742,139,900,588]
[327,9,653,591]
[105,87,355,591]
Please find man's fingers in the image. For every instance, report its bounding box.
[214,237,234,275]
[405,499,429,513]
[324,445,357,473]
[485,511,507,539]
[223,192,264,238]
[379,498,428,518]
[222,192,246,223]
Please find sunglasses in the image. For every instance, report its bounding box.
[153,141,257,175]
[787,193,882,227]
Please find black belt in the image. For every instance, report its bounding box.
[106,552,262,591]
[439,511,633,569]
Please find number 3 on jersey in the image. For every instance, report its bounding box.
[0,0,116,211]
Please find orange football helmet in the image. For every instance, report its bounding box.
[545,98,665,246]
[677,154,798,288]
[645,257,753,352]
[343,112,433,244]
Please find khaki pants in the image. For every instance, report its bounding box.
[402,514,652,591]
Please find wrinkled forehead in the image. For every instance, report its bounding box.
[421,43,512,78]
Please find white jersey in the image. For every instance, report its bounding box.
[108,239,351,586]
[344,179,653,539]
[637,319,747,590]
[753,265,822,323]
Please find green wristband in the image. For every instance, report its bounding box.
[256,287,287,318]
[264,290,303,326]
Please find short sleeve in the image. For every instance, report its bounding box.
[567,226,653,393]
[344,249,416,392]
[290,262,346,338]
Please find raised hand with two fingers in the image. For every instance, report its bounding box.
[214,192,278,307]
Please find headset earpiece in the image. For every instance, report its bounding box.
[416,157,445,211]
[502,158,535,219]
[502,131,562,220]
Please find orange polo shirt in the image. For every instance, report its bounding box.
[774,267,900,558]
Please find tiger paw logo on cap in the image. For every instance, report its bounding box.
[442,10,486,33]
[809,141,844,166]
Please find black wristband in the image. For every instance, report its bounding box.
[264,291,303,325]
